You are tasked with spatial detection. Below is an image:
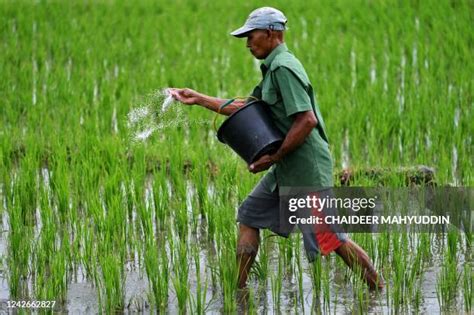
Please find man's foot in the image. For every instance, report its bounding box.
[366,269,385,291]
[335,239,384,291]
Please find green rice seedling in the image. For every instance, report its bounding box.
[270,255,282,310]
[385,271,391,310]
[172,240,190,313]
[166,176,189,241]
[446,229,459,260]
[190,163,211,217]
[49,156,71,226]
[412,283,423,313]
[354,272,370,315]
[34,244,68,308]
[247,287,256,315]
[332,272,341,314]
[203,194,217,242]
[173,201,189,241]
[418,232,431,264]
[217,235,238,313]
[251,235,269,284]
[397,235,422,308]
[204,234,219,290]
[102,181,128,267]
[436,250,461,310]
[408,235,425,309]
[123,177,137,234]
[310,255,322,297]
[34,185,68,304]
[190,244,208,315]
[186,181,200,234]
[278,236,294,275]
[408,246,425,293]
[359,233,376,266]
[98,252,125,312]
[376,232,390,269]
[293,291,299,314]
[0,170,7,221]
[295,239,304,311]
[144,238,168,312]
[67,173,83,269]
[152,167,170,232]
[134,180,154,240]
[169,150,186,196]
[0,0,472,313]
[390,234,408,309]
[81,220,96,285]
[321,257,331,311]
[15,157,38,227]
[49,243,68,303]
[463,263,472,313]
[214,162,240,206]
[7,190,33,298]
[464,229,471,253]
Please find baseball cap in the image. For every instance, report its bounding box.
[230,7,287,38]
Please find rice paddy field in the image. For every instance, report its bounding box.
[1,0,472,314]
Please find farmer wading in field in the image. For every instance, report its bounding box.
[171,7,384,290]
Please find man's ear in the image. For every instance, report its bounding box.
[266,29,272,38]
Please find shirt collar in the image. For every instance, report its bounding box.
[260,43,288,74]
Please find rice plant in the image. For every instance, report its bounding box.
[0,0,471,313]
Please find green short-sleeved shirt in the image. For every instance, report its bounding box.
[251,43,333,191]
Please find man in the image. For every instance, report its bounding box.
[170,7,384,290]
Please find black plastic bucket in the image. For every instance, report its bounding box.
[217,100,284,164]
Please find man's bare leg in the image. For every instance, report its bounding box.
[335,239,384,290]
[237,224,259,289]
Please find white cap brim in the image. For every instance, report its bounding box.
[230,25,256,38]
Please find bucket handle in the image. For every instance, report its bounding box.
[213,96,259,131]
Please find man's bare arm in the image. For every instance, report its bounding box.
[249,110,317,173]
[170,88,245,116]
[271,110,317,162]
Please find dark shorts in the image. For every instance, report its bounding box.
[237,174,348,261]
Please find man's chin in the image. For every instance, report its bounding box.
[249,51,263,60]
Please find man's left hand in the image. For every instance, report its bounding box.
[248,154,279,173]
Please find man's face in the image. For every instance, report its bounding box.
[246,29,272,59]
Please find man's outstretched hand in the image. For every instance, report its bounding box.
[169,88,202,105]
[248,154,280,173]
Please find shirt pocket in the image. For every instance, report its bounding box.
[261,87,279,105]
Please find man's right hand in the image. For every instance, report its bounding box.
[169,88,202,105]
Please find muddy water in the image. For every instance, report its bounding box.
[0,235,462,314]
[0,179,470,314]
[0,234,8,302]
[0,227,468,314]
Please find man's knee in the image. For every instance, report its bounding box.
[239,223,259,235]
[237,224,259,255]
